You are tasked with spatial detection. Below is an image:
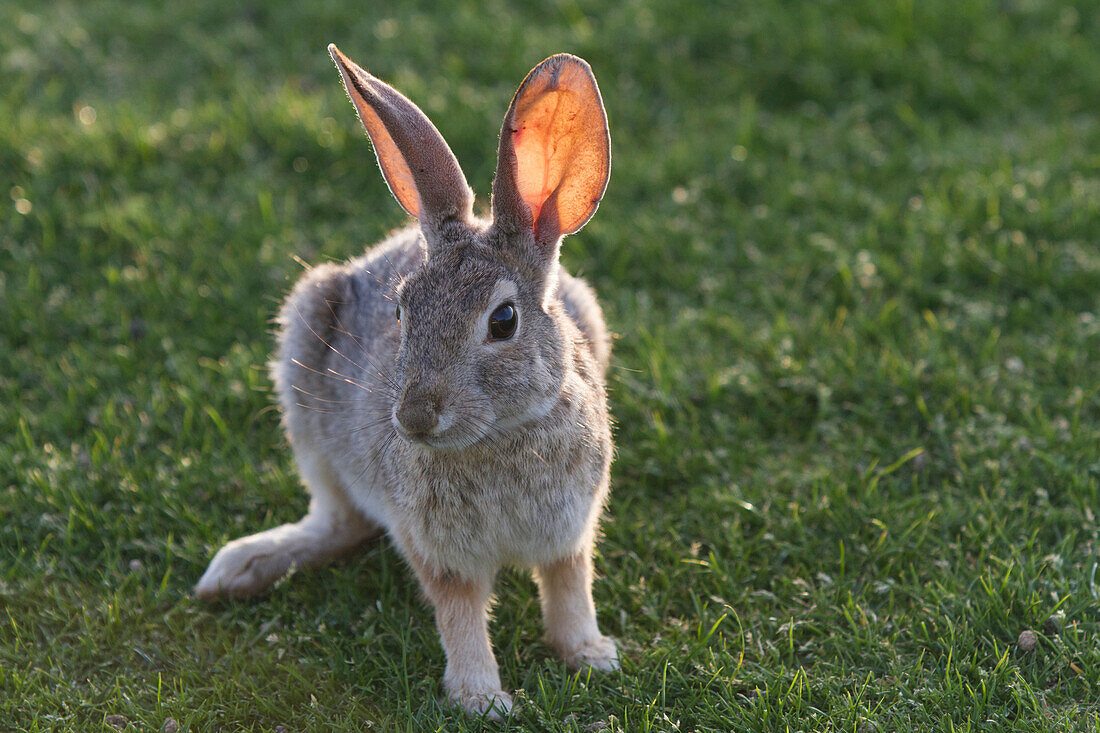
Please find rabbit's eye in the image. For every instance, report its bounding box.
[489,302,518,340]
[395,305,401,321]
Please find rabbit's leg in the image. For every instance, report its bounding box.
[535,548,619,671]
[195,448,380,598]
[407,552,512,719]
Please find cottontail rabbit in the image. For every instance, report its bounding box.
[196,45,617,719]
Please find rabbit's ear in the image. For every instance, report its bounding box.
[329,44,473,229]
[491,54,610,260]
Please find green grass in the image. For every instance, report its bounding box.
[3,0,1100,730]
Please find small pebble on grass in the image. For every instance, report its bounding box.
[1017,629,1038,652]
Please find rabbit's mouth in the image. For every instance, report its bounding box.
[412,433,473,451]
[400,429,487,452]
[393,410,493,451]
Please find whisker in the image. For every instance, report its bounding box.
[291,384,355,404]
[323,366,397,398]
[295,402,337,414]
[293,302,373,376]
[289,385,394,420]
[351,428,398,488]
[349,415,398,435]
[290,359,380,399]
[321,294,398,378]
[321,296,402,394]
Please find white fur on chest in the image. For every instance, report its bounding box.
[388,433,607,577]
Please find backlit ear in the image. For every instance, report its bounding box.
[491,54,610,257]
[329,44,473,230]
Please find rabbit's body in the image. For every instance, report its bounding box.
[198,47,619,719]
[274,226,611,579]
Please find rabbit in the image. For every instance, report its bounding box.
[195,44,618,719]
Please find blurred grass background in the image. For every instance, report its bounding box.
[2,0,1099,730]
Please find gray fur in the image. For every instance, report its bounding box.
[272,223,611,575]
[197,49,616,719]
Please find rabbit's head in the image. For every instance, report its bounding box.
[329,46,610,449]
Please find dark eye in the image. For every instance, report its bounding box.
[488,302,517,340]
[395,304,401,321]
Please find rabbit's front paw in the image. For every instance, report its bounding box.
[563,634,619,672]
[194,534,293,599]
[446,685,513,720]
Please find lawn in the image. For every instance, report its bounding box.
[2,0,1100,730]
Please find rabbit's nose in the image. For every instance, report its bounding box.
[395,386,440,437]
